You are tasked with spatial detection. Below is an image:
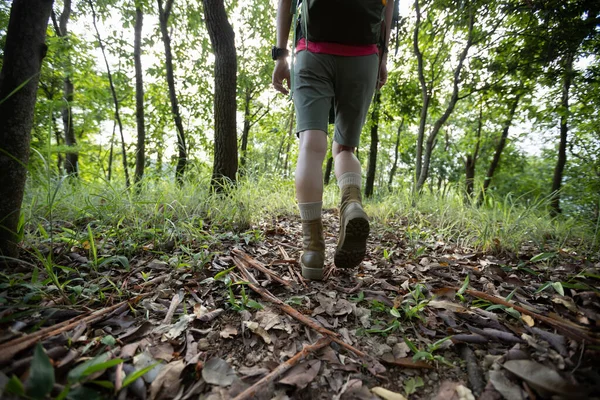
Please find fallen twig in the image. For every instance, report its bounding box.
[0,294,148,365]
[462,288,600,345]
[380,357,434,369]
[232,255,370,360]
[232,337,331,400]
[457,343,485,396]
[232,249,292,287]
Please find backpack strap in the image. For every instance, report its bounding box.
[289,0,300,99]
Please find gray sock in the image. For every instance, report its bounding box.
[337,172,361,190]
[298,202,322,221]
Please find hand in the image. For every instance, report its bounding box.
[377,59,388,90]
[272,59,291,95]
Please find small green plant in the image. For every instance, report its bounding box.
[403,376,424,396]
[214,267,263,311]
[404,336,454,367]
[391,283,430,321]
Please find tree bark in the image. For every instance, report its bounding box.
[51,1,78,177]
[416,10,474,192]
[479,93,521,203]
[240,87,251,171]
[550,53,573,217]
[89,0,130,189]
[134,4,146,185]
[158,0,187,185]
[413,0,429,187]
[203,0,238,190]
[324,156,333,185]
[0,0,53,259]
[464,103,483,200]
[365,92,381,198]
[388,119,404,191]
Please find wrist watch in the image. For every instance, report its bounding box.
[271,46,289,60]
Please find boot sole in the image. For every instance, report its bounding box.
[301,265,324,280]
[334,215,370,268]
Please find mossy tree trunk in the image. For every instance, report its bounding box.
[203,0,238,190]
[0,0,53,259]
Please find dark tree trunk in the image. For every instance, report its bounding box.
[203,0,238,190]
[365,92,381,198]
[0,0,53,259]
[550,54,573,217]
[388,119,403,191]
[324,156,333,185]
[52,0,78,176]
[464,104,482,200]
[240,88,251,171]
[414,1,474,193]
[158,0,187,185]
[479,93,521,203]
[282,109,294,177]
[89,0,130,189]
[134,5,146,185]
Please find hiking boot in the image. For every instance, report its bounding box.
[334,185,370,268]
[300,218,325,280]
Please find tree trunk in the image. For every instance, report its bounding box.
[324,156,333,185]
[283,108,294,177]
[550,53,573,217]
[240,88,251,171]
[0,0,53,259]
[388,119,404,191]
[479,93,521,203]
[203,0,238,190]
[89,0,130,189]
[134,4,146,185]
[413,0,428,187]
[365,92,381,198]
[464,103,483,200]
[158,0,187,185]
[414,2,474,193]
[52,1,78,177]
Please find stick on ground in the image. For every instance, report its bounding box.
[232,337,331,400]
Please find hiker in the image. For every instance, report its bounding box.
[272,0,394,280]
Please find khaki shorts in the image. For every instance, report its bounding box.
[293,50,379,148]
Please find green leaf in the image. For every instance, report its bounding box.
[5,375,25,396]
[457,274,469,296]
[25,343,55,399]
[246,300,264,310]
[214,266,235,281]
[503,307,521,319]
[530,252,556,262]
[403,337,419,353]
[121,362,161,389]
[101,335,116,347]
[551,282,564,296]
[349,291,365,303]
[412,351,433,361]
[534,282,552,294]
[90,380,115,389]
[390,307,401,318]
[505,288,517,302]
[68,352,123,383]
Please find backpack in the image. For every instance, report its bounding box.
[294,0,387,46]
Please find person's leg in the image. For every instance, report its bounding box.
[292,51,334,280]
[295,130,328,280]
[331,53,379,268]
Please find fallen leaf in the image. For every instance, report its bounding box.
[220,325,238,339]
[244,321,271,344]
[133,351,163,384]
[279,359,321,389]
[502,359,583,397]
[521,315,535,327]
[371,386,407,400]
[488,370,525,400]
[149,359,185,400]
[202,357,237,387]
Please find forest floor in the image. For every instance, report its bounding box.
[1,209,600,400]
